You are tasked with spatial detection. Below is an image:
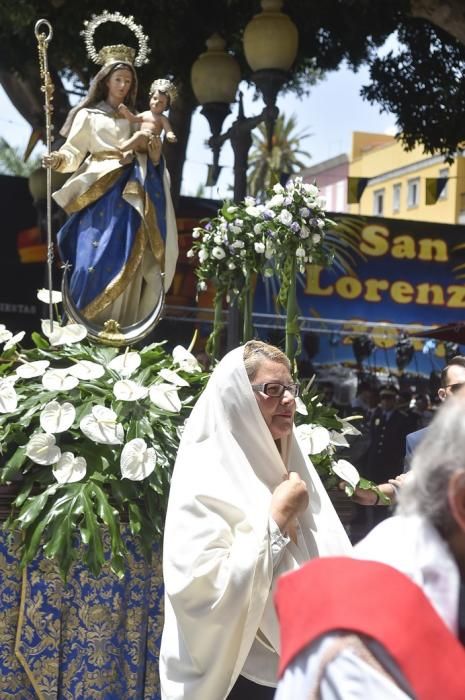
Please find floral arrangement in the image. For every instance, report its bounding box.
[294,380,389,502]
[188,177,334,360]
[0,296,207,579]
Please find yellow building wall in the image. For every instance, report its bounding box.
[348,132,463,223]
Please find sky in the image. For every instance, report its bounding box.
[0,59,397,198]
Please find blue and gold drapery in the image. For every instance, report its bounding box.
[0,528,163,699]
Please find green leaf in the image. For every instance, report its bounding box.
[31,332,49,349]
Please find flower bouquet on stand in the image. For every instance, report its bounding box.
[0,293,207,579]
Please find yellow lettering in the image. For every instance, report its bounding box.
[305,265,333,296]
[364,278,390,302]
[335,276,362,299]
[446,285,465,308]
[391,235,416,259]
[390,281,414,304]
[360,225,389,257]
[415,283,445,306]
[418,238,448,262]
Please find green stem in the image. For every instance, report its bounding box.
[206,289,224,361]
[242,280,254,342]
[285,255,298,365]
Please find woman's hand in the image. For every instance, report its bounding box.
[271,471,309,537]
[42,151,64,169]
[118,103,131,118]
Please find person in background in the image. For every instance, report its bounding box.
[160,340,350,700]
[352,356,465,508]
[275,391,465,699]
[412,393,434,429]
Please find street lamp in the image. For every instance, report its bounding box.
[190,0,298,347]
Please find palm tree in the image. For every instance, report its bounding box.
[0,138,42,177]
[247,114,311,198]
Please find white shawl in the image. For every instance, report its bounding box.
[160,347,351,699]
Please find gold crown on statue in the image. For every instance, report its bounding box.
[81,10,150,67]
[149,78,178,104]
[97,44,136,66]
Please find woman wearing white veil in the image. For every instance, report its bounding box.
[160,341,351,699]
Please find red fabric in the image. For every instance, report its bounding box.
[275,557,465,700]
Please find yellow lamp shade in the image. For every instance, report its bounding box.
[243,0,298,72]
[191,33,241,105]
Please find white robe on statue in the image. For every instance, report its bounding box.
[160,346,351,700]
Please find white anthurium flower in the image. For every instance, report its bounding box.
[108,352,141,377]
[0,326,12,343]
[341,418,362,437]
[296,424,331,455]
[172,345,201,373]
[332,459,360,489]
[80,405,124,445]
[26,433,61,465]
[113,379,148,402]
[67,360,105,380]
[42,370,79,392]
[40,401,76,433]
[329,431,350,448]
[295,397,308,415]
[37,288,63,304]
[158,368,190,387]
[16,360,50,379]
[120,438,156,481]
[41,320,87,346]
[52,452,87,484]
[149,383,182,413]
[4,331,25,350]
[0,380,18,413]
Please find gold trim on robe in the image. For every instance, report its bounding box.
[15,565,46,700]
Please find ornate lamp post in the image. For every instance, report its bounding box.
[190,0,298,347]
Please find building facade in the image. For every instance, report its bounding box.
[348,131,465,224]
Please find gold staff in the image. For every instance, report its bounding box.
[34,19,55,330]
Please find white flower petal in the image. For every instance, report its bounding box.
[329,431,350,448]
[172,345,201,373]
[80,405,124,444]
[0,380,18,413]
[296,424,330,454]
[120,438,156,481]
[67,360,105,380]
[26,433,61,465]
[41,321,87,346]
[149,383,182,412]
[332,459,360,489]
[158,369,189,387]
[341,419,362,437]
[16,360,50,379]
[113,379,148,402]
[108,352,141,377]
[4,331,25,350]
[295,397,308,415]
[40,401,76,433]
[42,370,79,392]
[37,288,63,304]
[52,452,87,484]
[0,329,13,343]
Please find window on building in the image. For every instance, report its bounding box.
[392,183,401,213]
[438,167,449,200]
[373,189,385,216]
[407,178,420,208]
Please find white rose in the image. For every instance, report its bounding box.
[278,210,293,226]
[268,193,284,208]
[312,233,321,244]
[198,249,209,263]
[212,246,226,260]
[254,242,265,254]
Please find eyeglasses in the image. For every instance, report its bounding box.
[443,382,465,393]
[252,382,300,398]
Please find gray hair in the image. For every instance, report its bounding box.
[397,394,465,536]
[243,340,290,381]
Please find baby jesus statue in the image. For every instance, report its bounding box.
[118,78,177,165]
